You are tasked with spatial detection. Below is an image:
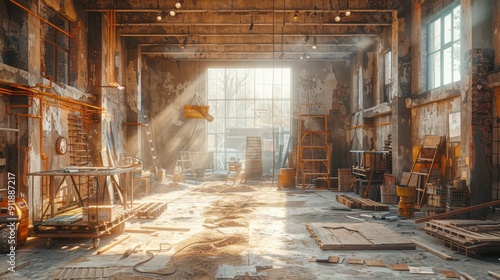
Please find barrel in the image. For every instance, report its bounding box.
[338,169,352,192]
[278,168,296,188]
[380,185,397,204]
[396,186,416,217]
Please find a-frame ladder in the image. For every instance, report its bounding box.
[406,135,444,206]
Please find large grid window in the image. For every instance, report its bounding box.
[207,68,291,171]
[44,8,70,85]
[428,4,461,90]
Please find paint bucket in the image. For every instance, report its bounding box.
[338,169,352,192]
[278,168,295,188]
[396,186,416,217]
[380,185,397,204]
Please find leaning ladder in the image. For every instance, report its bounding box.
[142,112,159,175]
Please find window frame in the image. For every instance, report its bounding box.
[43,8,70,85]
[427,3,461,90]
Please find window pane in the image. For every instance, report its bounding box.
[453,42,461,82]
[453,6,461,40]
[429,52,441,89]
[444,14,452,44]
[207,67,291,171]
[429,19,441,52]
[384,51,392,86]
[427,4,460,89]
[443,47,452,85]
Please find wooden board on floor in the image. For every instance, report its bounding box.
[388,263,409,271]
[306,222,416,250]
[364,259,386,267]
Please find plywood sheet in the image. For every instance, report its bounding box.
[306,222,416,250]
[364,259,386,267]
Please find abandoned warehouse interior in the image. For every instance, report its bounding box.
[1,0,500,279]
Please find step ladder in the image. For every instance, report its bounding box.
[406,135,444,206]
[176,151,195,178]
[142,112,159,175]
[296,104,331,190]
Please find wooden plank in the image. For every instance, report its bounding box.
[489,271,500,280]
[388,263,409,271]
[459,272,476,280]
[140,225,190,232]
[441,270,458,278]
[409,267,435,274]
[411,239,454,260]
[364,259,386,267]
[347,258,364,265]
[97,234,131,255]
[414,200,500,224]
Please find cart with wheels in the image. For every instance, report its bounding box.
[28,167,139,248]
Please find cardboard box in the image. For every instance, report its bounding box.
[82,206,115,223]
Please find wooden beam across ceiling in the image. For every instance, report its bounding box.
[87,0,396,60]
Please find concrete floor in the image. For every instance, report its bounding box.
[0,178,499,279]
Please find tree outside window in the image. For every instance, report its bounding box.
[428,5,461,90]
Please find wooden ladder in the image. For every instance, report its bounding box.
[142,112,159,175]
[406,135,444,206]
[296,104,331,190]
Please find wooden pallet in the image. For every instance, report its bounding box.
[421,219,500,255]
[336,195,389,211]
[134,202,168,219]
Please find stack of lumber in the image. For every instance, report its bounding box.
[421,219,500,255]
[336,195,389,211]
[134,202,168,219]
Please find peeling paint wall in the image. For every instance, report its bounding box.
[142,58,207,172]
[0,0,104,222]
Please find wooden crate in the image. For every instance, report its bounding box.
[82,206,115,223]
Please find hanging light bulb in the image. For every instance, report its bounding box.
[156,12,163,21]
[335,14,341,22]
[312,37,317,49]
[293,11,299,22]
[345,0,351,17]
[175,2,182,9]
[170,10,176,16]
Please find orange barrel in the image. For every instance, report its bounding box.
[396,186,416,217]
[278,168,296,188]
[338,169,352,191]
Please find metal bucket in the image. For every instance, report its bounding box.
[278,168,296,188]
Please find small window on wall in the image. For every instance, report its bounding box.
[383,51,392,102]
[43,8,70,85]
[428,4,461,90]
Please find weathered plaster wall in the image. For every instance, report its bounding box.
[142,58,207,172]
[0,1,104,222]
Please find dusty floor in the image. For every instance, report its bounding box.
[0,177,499,279]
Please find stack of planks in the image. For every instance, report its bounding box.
[336,195,389,211]
[134,202,168,219]
[421,219,500,255]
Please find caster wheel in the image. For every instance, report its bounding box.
[92,238,100,249]
[46,238,53,249]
